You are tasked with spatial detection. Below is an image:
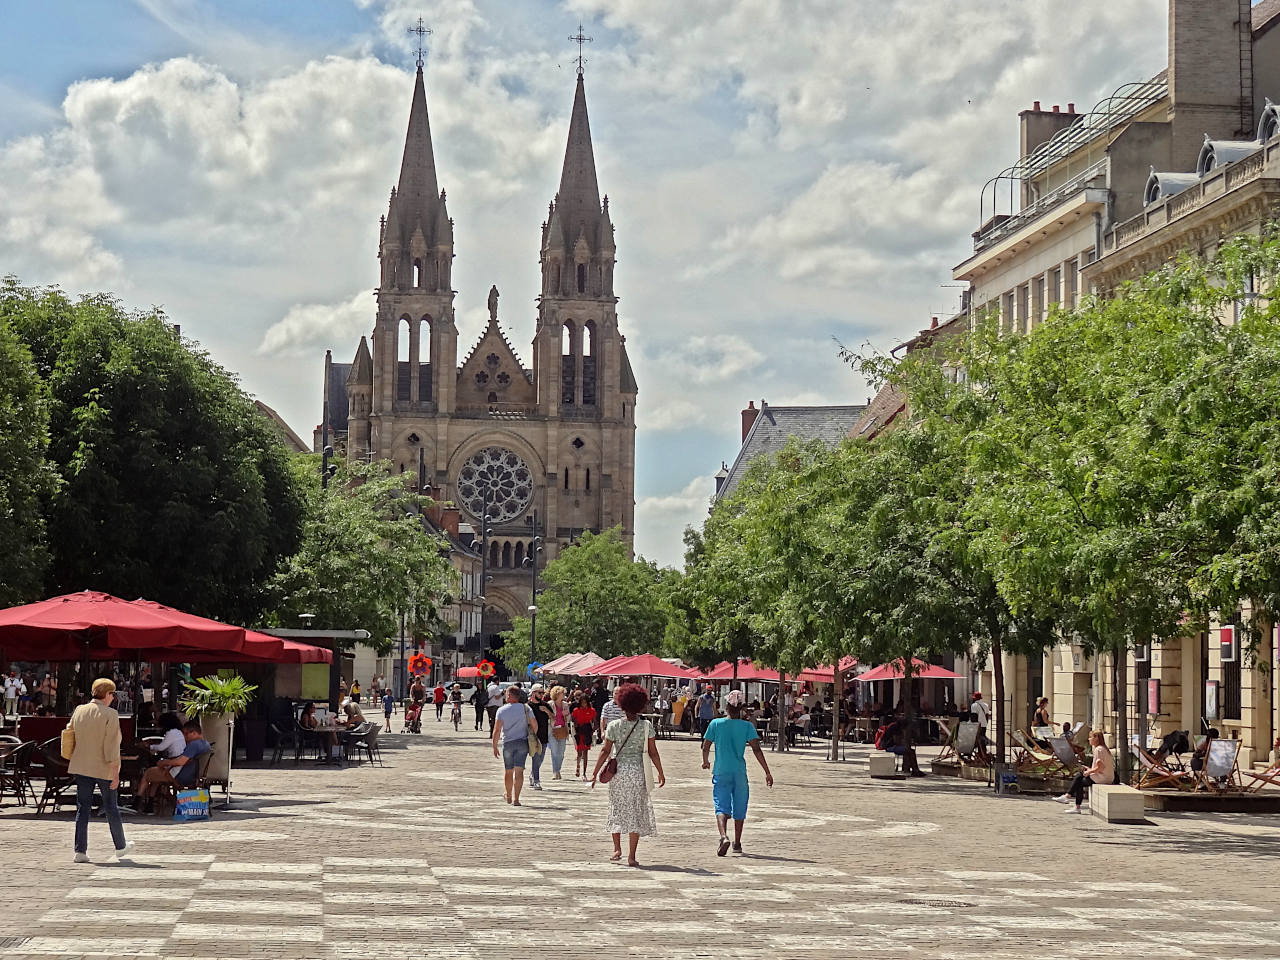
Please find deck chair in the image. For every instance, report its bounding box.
[0,740,38,806]
[1243,756,1280,793]
[1067,722,1091,759]
[1134,743,1194,790]
[1011,730,1070,776]
[1195,738,1243,793]
[34,738,76,814]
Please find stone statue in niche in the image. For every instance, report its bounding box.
[488,285,499,322]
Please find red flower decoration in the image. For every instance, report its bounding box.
[477,660,496,678]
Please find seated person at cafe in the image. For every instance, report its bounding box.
[135,720,212,809]
[343,700,366,726]
[147,712,186,759]
[301,701,340,755]
[877,716,925,777]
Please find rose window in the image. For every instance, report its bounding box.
[455,446,533,523]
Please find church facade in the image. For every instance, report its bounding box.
[321,60,637,641]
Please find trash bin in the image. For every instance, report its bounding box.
[994,761,1019,794]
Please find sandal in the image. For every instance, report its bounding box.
[717,837,730,857]
[609,851,622,861]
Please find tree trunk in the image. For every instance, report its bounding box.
[992,634,1005,764]
[773,672,789,753]
[1114,650,1130,783]
[829,662,843,761]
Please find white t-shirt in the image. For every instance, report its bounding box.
[4,677,24,698]
[972,698,991,728]
[486,682,502,708]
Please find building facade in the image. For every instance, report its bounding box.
[947,0,1280,766]
[323,62,638,655]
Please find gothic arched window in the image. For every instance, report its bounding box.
[577,263,586,293]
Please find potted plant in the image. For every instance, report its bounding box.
[179,674,258,793]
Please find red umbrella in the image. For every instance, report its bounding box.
[854,658,962,682]
[579,654,631,677]
[793,656,859,683]
[702,659,781,682]
[588,654,699,679]
[456,666,481,679]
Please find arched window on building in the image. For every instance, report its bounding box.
[397,316,412,402]
[564,467,570,490]
[514,542,525,567]
[489,541,500,568]
[577,263,586,293]
[413,259,423,288]
[561,320,576,405]
[586,468,591,492]
[582,320,598,406]
[502,542,512,568]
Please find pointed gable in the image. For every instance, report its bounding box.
[457,318,535,411]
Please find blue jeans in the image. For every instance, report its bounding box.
[502,738,529,770]
[548,733,568,774]
[74,776,126,854]
[531,739,547,783]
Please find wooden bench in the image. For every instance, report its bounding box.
[1090,784,1146,823]
[868,754,898,778]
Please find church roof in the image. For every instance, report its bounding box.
[323,362,352,435]
[620,342,638,395]
[717,402,867,500]
[548,74,604,254]
[347,336,373,386]
[386,65,447,251]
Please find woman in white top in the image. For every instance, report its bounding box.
[148,712,186,759]
[1056,730,1115,813]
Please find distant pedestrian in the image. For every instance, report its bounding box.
[382,690,395,728]
[433,683,446,721]
[548,685,571,781]
[701,690,773,855]
[696,688,716,736]
[492,687,536,806]
[67,678,134,863]
[599,686,625,743]
[3,670,23,718]
[486,680,502,731]
[572,693,597,780]
[970,691,990,752]
[528,685,553,790]
[350,679,361,704]
[591,683,665,867]
[471,685,486,731]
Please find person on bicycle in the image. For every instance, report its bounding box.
[449,684,463,729]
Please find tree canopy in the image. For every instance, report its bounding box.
[267,457,455,648]
[0,278,305,623]
[500,527,666,678]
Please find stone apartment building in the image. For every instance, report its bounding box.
[321,60,637,660]
[948,0,1280,766]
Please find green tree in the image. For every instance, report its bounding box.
[1,279,304,623]
[267,458,455,648]
[0,313,57,605]
[500,527,666,678]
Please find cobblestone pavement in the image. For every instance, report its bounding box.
[3,719,1280,959]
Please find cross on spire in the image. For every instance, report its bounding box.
[569,23,593,76]
[408,17,432,69]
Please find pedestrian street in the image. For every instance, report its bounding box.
[3,723,1280,960]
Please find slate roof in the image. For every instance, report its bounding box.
[324,362,352,436]
[1255,0,1280,35]
[848,383,907,441]
[717,402,866,500]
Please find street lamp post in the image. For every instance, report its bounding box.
[523,509,542,665]
[469,487,493,665]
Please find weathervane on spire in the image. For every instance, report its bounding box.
[408,17,432,69]
[569,23,593,76]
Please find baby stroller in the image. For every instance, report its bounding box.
[404,700,424,733]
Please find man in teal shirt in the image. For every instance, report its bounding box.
[701,690,773,856]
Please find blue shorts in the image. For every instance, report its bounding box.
[712,768,750,820]
[502,739,529,770]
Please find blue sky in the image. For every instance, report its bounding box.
[0,0,1179,566]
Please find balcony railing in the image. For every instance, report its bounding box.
[973,160,1107,252]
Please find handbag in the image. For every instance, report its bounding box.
[598,719,641,784]
[526,707,544,758]
[552,703,570,739]
[60,723,76,760]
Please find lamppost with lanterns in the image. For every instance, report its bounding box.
[522,510,543,665]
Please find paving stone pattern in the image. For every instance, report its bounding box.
[3,721,1280,959]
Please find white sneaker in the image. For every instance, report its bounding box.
[73,852,90,863]
[1061,806,1082,814]
[113,840,136,860]
[1052,793,1070,803]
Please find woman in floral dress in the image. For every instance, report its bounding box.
[590,683,666,866]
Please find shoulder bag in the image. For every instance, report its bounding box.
[598,719,641,784]
[60,718,77,760]
[526,707,543,758]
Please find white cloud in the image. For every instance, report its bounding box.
[258,289,372,356]
[635,474,715,568]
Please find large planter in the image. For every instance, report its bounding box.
[201,711,235,785]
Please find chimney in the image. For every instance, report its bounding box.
[1052,104,1060,113]
[1033,100,1041,111]
[1068,102,1075,113]
[741,400,759,442]
[1168,0,1255,154]
[931,316,939,329]
[441,506,460,537]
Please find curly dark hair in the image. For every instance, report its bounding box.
[616,682,649,716]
